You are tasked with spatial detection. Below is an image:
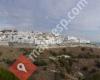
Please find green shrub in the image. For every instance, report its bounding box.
[0,68,19,80]
[34,59,48,66]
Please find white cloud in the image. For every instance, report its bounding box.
[40,0,78,18]
[64,0,100,31]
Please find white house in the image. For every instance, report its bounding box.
[68,36,79,43]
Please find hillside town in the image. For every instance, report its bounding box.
[0,29,91,47]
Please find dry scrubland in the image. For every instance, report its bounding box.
[0,46,100,80]
[0,46,32,68]
[0,46,100,70]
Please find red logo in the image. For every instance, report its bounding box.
[9,54,37,80]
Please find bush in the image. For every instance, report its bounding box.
[50,51,57,56]
[95,61,100,68]
[82,66,88,72]
[84,72,100,80]
[81,47,85,51]
[34,59,48,66]
[0,52,3,56]
[0,67,19,80]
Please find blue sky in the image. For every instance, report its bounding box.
[0,0,100,42]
